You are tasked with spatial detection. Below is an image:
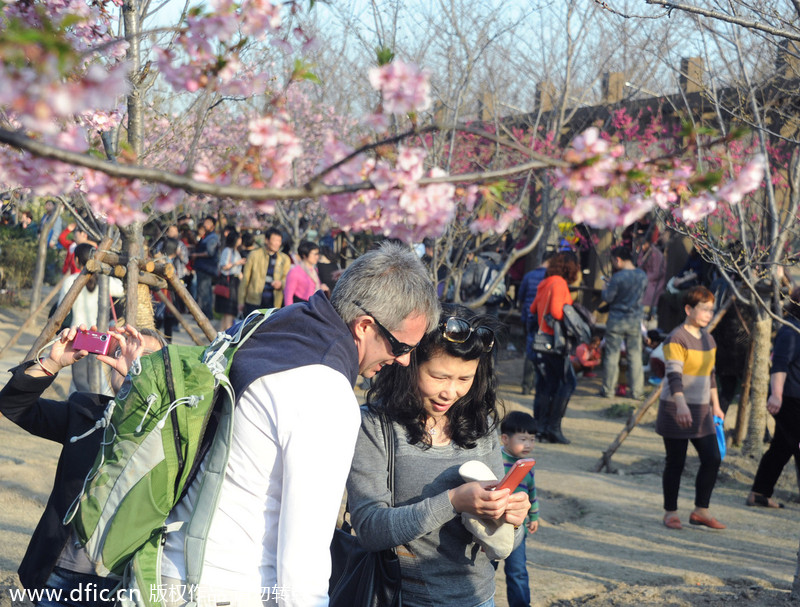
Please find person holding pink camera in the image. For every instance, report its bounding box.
[0,325,164,606]
[55,243,124,394]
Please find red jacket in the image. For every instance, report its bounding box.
[530,275,573,335]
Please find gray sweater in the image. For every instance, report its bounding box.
[346,407,509,607]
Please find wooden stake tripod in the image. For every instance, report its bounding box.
[21,238,216,366]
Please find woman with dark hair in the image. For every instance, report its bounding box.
[283,240,325,305]
[529,250,580,444]
[215,229,244,331]
[346,304,529,607]
[746,288,800,509]
[657,286,725,530]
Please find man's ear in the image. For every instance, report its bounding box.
[352,315,372,340]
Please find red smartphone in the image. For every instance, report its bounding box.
[73,329,116,356]
[492,458,535,492]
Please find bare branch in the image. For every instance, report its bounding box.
[643,0,800,41]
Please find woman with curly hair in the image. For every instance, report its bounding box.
[529,250,580,444]
[345,304,530,607]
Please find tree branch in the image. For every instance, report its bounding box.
[643,0,800,41]
[0,127,562,202]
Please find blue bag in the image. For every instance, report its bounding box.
[714,415,726,459]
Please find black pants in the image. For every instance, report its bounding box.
[752,398,800,497]
[662,433,720,511]
[533,351,576,434]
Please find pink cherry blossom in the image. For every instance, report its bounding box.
[368,61,431,115]
[81,170,148,226]
[716,154,766,205]
[360,113,389,134]
[672,193,717,225]
[240,0,282,37]
[564,195,621,230]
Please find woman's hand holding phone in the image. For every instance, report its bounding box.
[448,481,510,519]
[502,492,531,527]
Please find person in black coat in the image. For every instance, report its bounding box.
[0,325,163,605]
[747,288,800,509]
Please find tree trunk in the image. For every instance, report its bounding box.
[89,274,111,394]
[742,309,772,458]
[793,537,800,600]
[733,329,757,447]
[29,201,62,314]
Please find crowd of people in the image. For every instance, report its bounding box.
[145,217,341,336]
[517,224,797,537]
[1,205,798,607]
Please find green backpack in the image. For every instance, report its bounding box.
[63,309,275,604]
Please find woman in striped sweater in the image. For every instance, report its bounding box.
[655,285,726,530]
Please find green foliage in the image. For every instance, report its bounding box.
[375,46,395,66]
[0,12,77,73]
[0,226,39,290]
[604,403,635,418]
[692,170,724,190]
[291,59,320,84]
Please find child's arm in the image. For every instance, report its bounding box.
[527,469,539,533]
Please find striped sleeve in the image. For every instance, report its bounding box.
[663,339,686,396]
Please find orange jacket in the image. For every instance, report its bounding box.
[529,275,573,335]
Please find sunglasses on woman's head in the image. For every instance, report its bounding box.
[440,317,495,352]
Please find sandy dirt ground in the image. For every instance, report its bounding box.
[0,300,798,607]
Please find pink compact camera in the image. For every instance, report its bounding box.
[73,330,116,356]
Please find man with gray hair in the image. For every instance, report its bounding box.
[160,241,441,607]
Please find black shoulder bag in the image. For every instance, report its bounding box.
[328,414,402,607]
[530,287,566,355]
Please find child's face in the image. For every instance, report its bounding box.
[501,431,536,458]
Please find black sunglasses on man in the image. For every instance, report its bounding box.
[354,302,418,357]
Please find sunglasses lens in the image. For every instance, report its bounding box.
[475,327,495,352]
[444,318,472,343]
[394,343,413,356]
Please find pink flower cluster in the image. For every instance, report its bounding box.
[154,0,286,95]
[81,170,148,226]
[469,206,524,235]
[368,61,431,115]
[318,139,456,241]
[0,59,130,135]
[247,113,303,188]
[555,128,767,228]
[716,154,766,205]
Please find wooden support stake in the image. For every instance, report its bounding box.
[24,238,114,362]
[138,271,168,291]
[165,272,217,342]
[85,259,114,276]
[155,291,205,346]
[0,276,65,361]
[593,389,660,473]
[733,330,757,447]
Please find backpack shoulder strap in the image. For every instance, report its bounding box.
[183,307,277,589]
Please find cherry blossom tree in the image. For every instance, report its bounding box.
[0,0,768,337]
